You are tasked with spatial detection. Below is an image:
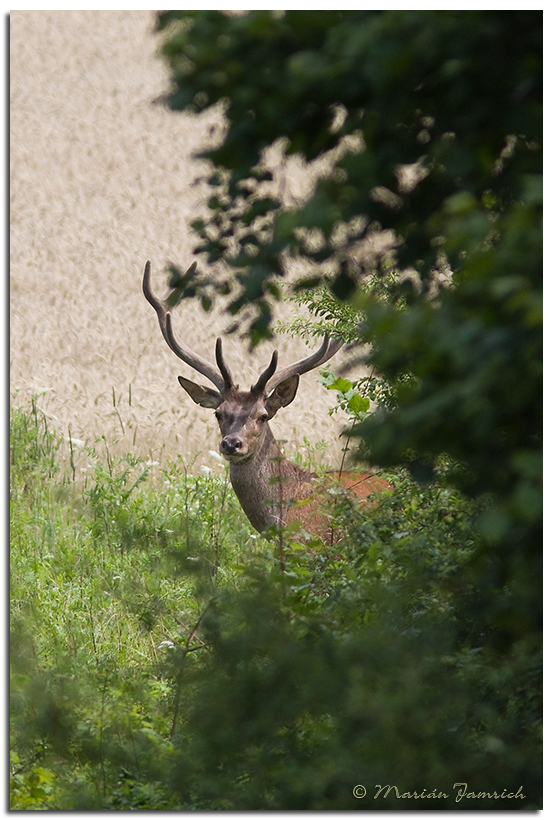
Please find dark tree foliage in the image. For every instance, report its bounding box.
[157,11,541,632]
[152,10,543,810]
[157,11,540,302]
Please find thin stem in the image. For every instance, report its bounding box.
[169,602,213,738]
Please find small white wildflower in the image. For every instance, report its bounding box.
[200,465,212,475]
[69,437,85,448]
[208,449,224,462]
[158,640,175,649]
[146,460,159,467]
[112,575,122,581]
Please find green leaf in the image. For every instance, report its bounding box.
[326,377,352,393]
[347,393,370,415]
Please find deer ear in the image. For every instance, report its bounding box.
[178,376,222,409]
[265,374,299,418]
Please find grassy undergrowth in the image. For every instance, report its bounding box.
[10,401,255,809]
[10,401,542,810]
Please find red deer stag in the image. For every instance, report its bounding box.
[143,261,389,537]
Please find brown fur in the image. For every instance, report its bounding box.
[277,470,392,540]
[177,365,393,540]
[180,382,392,538]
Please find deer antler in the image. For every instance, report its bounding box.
[251,351,278,395]
[144,260,342,397]
[143,260,228,393]
[215,337,234,390]
[264,335,342,394]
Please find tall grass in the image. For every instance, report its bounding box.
[10,400,255,809]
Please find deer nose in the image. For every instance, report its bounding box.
[221,436,244,456]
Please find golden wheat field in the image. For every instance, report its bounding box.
[10,11,369,477]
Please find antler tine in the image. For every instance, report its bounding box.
[215,337,234,390]
[251,350,278,395]
[143,261,226,392]
[264,335,342,394]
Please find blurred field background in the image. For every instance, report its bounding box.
[10,10,355,473]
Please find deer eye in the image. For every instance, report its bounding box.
[214,409,222,420]
[259,412,269,423]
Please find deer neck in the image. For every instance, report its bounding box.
[228,425,311,532]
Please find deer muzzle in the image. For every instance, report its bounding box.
[220,435,247,461]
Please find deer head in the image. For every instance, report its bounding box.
[143,260,342,467]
